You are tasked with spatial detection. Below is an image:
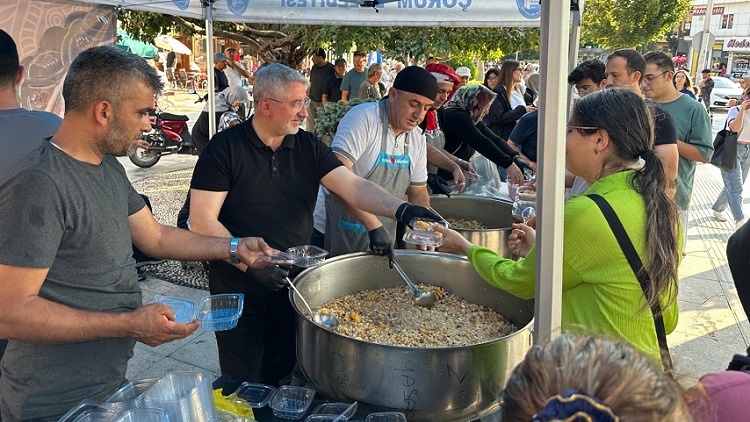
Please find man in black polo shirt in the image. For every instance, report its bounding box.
[322,58,346,106]
[189,63,439,387]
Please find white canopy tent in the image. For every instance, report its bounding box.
[79,0,579,345]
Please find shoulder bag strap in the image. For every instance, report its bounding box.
[587,193,673,371]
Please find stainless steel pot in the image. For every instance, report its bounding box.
[292,251,534,422]
[429,196,515,258]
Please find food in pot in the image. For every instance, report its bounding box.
[446,218,487,230]
[316,285,516,347]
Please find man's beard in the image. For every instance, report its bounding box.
[97,115,138,157]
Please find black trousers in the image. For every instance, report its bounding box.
[209,261,297,386]
[728,221,750,315]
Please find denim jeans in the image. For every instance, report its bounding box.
[713,143,750,221]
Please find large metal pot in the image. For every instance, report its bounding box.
[292,251,534,422]
[429,196,515,258]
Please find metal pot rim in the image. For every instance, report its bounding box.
[290,251,534,351]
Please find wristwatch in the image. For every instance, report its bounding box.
[229,237,240,264]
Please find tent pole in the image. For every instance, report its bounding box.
[567,5,582,118]
[204,0,216,139]
[535,0,569,345]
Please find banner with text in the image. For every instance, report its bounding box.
[77,0,541,27]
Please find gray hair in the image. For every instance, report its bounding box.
[253,63,309,101]
[63,46,163,113]
[367,63,382,78]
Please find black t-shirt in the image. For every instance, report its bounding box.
[214,67,229,92]
[508,109,538,162]
[652,105,677,146]
[166,51,176,68]
[190,117,343,250]
[322,75,343,103]
[309,62,336,102]
[442,106,517,168]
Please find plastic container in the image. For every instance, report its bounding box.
[141,371,217,422]
[463,171,482,183]
[286,246,328,268]
[57,400,119,422]
[229,382,276,408]
[269,386,316,420]
[409,218,448,232]
[364,412,407,422]
[198,294,244,331]
[256,252,295,265]
[310,402,358,418]
[152,295,198,323]
[305,416,339,422]
[402,231,444,248]
[103,378,159,411]
[112,409,169,422]
[446,181,465,194]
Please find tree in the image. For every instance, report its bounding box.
[118,9,540,68]
[581,0,691,49]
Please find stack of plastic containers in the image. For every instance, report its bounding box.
[141,372,217,422]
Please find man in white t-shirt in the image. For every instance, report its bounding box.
[312,66,438,257]
[223,47,252,119]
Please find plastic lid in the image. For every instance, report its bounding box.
[151,295,198,323]
[257,252,295,265]
[311,402,358,418]
[230,382,277,408]
[402,230,444,247]
[286,245,328,259]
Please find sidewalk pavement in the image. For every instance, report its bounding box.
[125,99,748,389]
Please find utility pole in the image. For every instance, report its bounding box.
[696,0,715,80]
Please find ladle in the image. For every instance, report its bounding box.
[285,277,339,328]
[522,207,536,225]
[391,260,436,308]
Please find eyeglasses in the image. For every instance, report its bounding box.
[642,71,669,84]
[514,68,523,72]
[265,97,311,113]
[487,76,498,81]
[567,125,600,132]
[574,84,596,95]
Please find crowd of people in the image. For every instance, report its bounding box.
[2,26,750,421]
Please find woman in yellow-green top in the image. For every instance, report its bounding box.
[436,88,682,368]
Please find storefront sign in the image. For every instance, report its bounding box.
[725,38,750,52]
[690,6,725,15]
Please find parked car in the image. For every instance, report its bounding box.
[708,76,744,109]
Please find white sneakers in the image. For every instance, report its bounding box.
[713,210,728,222]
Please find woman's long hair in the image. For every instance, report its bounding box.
[498,60,520,103]
[672,69,692,92]
[569,88,680,311]
[741,75,750,99]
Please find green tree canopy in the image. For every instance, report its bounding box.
[581,0,691,49]
[118,9,539,68]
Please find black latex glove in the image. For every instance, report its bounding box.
[513,156,534,178]
[426,173,451,197]
[245,265,289,291]
[368,226,394,268]
[395,203,443,229]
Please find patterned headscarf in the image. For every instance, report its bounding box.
[445,84,497,125]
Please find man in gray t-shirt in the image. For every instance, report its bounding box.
[340,51,368,101]
[0,46,275,421]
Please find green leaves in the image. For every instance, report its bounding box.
[581,0,692,49]
[315,98,377,139]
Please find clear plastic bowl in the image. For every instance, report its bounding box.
[310,402,358,418]
[112,409,168,422]
[286,246,329,268]
[364,412,407,422]
[152,295,198,323]
[409,218,448,232]
[305,416,338,422]
[256,252,295,265]
[103,378,159,412]
[229,382,276,408]
[446,181,465,194]
[57,400,119,422]
[402,230,444,248]
[141,371,217,422]
[198,294,244,331]
[463,171,482,182]
[269,386,316,420]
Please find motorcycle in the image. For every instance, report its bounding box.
[129,107,195,168]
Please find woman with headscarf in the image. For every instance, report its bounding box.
[191,85,249,154]
[487,60,536,140]
[439,84,529,184]
[524,72,541,105]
